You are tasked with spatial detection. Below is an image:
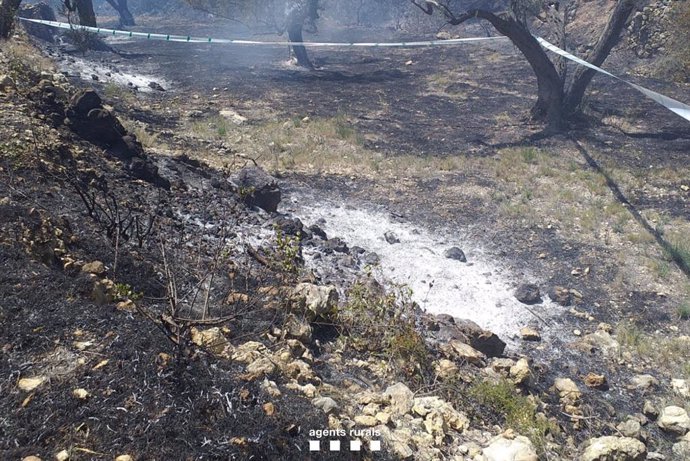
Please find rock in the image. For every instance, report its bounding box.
[18,2,57,42]
[584,373,608,390]
[579,330,620,356]
[309,224,327,240]
[510,358,531,385]
[55,449,69,461]
[630,374,659,391]
[412,396,469,432]
[233,167,281,212]
[375,412,390,424]
[672,379,690,398]
[233,341,267,363]
[354,415,378,426]
[548,286,572,306]
[515,284,541,304]
[18,377,46,392]
[312,397,339,414]
[245,357,276,380]
[283,315,312,343]
[384,231,400,244]
[445,340,485,365]
[378,425,414,459]
[383,382,414,416]
[643,401,659,420]
[92,278,115,304]
[148,81,166,91]
[438,318,506,357]
[292,283,339,319]
[190,327,232,357]
[433,359,459,379]
[22,457,42,461]
[70,89,102,116]
[657,406,690,435]
[444,247,467,262]
[114,456,133,461]
[0,74,15,92]
[261,379,282,398]
[581,436,647,461]
[72,388,90,400]
[81,260,106,275]
[673,440,690,459]
[482,434,538,461]
[617,419,642,439]
[554,378,581,405]
[520,327,541,341]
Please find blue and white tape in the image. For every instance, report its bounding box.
[19,17,690,124]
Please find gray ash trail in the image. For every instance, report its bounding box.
[284,184,563,341]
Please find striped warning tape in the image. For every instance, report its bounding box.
[19,17,690,124]
[536,37,690,123]
[18,18,505,47]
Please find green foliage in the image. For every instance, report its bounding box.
[338,279,431,385]
[677,302,690,321]
[469,379,555,453]
[272,225,301,275]
[114,282,143,301]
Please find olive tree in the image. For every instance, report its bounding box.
[412,0,638,131]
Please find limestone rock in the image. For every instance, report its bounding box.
[482,434,538,461]
[283,314,312,343]
[412,396,469,432]
[617,419,642,440]
[445,340,485,365]
[554,378,581,405]
[584,373,608,390]
[433,359,459,379]
[520,327,541,341]
[245,357,276,379]
[671,379,690,398]
[114,456,133,461]
[354,415,378,426]
[581,436,647,461]
[312,397,339,414]
[81,260,106,275]
[629,374,659,390]
[261,379,282,398]
[18,377,46,392]
[383,382,414,416]
[55,450,69,461]
[510,358,531,385]
[190,327,232,357]
[657,406,690,435]
[292,283,339,319]
[378,425,414,459]
[232,341,267,363]
[579,330,620,356]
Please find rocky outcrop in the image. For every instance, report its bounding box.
[581,436,647,461]
[232,167,281,212]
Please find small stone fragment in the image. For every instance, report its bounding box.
[18,377,46,392]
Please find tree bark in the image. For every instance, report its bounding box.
[286,4,313,69]
[563,0,635,114]
[0,0,22,39]
[73,0,97,27]
[449,9,566,130]
[104,0,135,27]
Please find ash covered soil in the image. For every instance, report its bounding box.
[2,11,690,461]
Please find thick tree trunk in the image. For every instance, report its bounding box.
[0,0,22,39]
[450,10,566,131]
[286,6,313,69]
[564,0,635,114]
[73,0,97,27]
[104,0,135,27]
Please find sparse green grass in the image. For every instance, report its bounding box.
[617,321,690,378]
[188,115,233,140]
[677,302,690,321]
[469,379,556,454]
[121,119,160,148]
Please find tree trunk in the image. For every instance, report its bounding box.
[73,0,97,27]
[286,6,313,69]
[104,0,135,27]
[564,0,635,114]
[0,0,22,39]
[450,10,566,131]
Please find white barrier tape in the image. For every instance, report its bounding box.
[20,18,689,123]
[18,18,506,47]
[536,37,690,123]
